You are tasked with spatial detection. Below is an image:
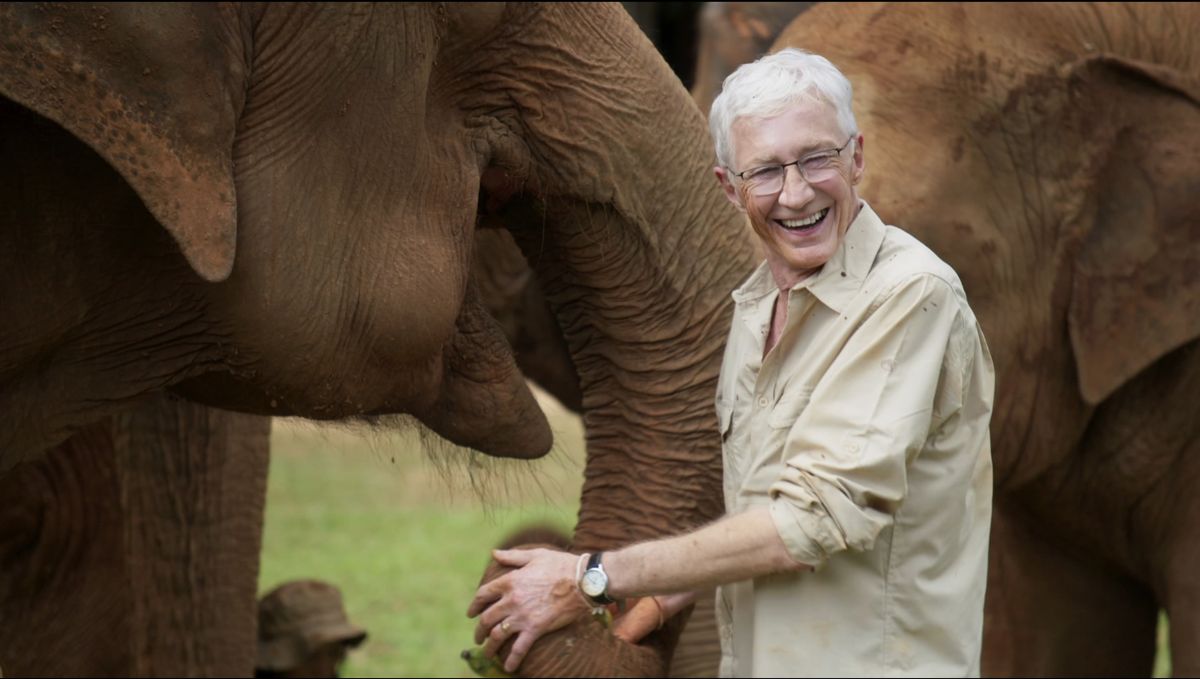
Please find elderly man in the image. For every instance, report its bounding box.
[468,48,994,677]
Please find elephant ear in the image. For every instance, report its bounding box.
[1068,55,1200,404]
[0,5,240,282]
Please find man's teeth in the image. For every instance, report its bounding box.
[780,208,829,229]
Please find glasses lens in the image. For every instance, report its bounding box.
[803,165,840,184]
[749,169,784,196]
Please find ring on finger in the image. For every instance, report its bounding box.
[501,620,512,633]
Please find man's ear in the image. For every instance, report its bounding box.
[851,134,866,186]
[713,166,746,212]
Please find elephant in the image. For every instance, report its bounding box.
[0,2,752,675]
[765,3,1199,676]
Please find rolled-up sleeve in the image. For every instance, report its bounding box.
[769,273,967,566]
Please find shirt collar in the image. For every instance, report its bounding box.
[731,201,886,315]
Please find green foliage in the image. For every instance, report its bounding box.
[259,395,585,678]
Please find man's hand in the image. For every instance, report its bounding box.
[466,548,591,674]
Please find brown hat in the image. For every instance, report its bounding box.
[257,580,368,671]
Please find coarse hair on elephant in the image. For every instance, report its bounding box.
[0,2,753,676]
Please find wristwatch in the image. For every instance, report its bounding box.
[578,552,616,606]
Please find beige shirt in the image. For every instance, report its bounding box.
[714,203,994,677]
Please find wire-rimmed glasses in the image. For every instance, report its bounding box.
[732,135,855,197]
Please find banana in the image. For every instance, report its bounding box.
[461,646,512,678]
[592,606,614,628]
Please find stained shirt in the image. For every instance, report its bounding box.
[713,202,994,677]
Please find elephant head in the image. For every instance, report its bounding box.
[0,2,749,461]
[1,2,753,674]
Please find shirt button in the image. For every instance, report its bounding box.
[757,397,769,408]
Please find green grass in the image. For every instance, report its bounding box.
[259,391,587,678]
[259,390,1174,678]
[1155,611,1171,678]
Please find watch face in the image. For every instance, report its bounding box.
[581,569,607,597]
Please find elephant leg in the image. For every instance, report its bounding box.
[0,394,269,676]
[983,499,1158,677]
[113,393,270,676]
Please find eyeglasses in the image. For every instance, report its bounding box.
[731,135,855,197]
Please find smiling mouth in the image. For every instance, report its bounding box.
[778,207,830,232]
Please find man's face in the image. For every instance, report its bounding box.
[715,99,864,285]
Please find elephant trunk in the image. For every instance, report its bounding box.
[476,4,757,674]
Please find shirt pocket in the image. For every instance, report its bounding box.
[767,386,814,430]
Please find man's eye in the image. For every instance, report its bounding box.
[803,153,836,169]
[747,166,782,181]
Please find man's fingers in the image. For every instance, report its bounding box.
[482,616,517,659]
[478,605,506,633]
[503,631,536,674]
[492,547,539,566]
[466,577,506,618]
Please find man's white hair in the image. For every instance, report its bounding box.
[709,48,858,170]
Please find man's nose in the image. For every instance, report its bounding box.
[777,164,815,208]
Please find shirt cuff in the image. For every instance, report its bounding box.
[767,472,848,568]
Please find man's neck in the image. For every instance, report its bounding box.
[767,263,817,293]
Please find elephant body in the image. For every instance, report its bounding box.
[770,3,1200,675]
[1,2,750,675]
